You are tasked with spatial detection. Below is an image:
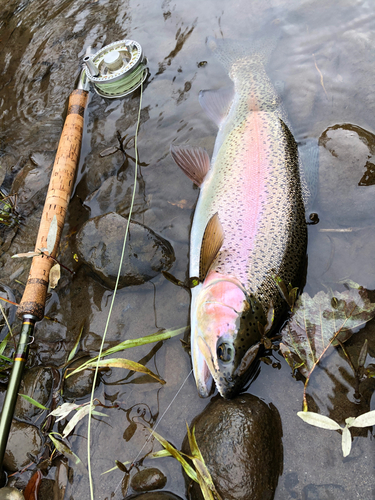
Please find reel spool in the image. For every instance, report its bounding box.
[83,39,148,98]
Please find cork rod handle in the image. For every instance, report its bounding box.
[17,89,89,321]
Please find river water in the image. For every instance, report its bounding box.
[1,0,375,498]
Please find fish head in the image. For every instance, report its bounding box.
[192,274,265,399]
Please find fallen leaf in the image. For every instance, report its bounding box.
[47,215,58,255]
[62,404,92,438]
[85,358,165,385]
[281,287,375,378]
[297,411,341,430]
[48,402,82,422]
[49,263,61,289]
[24,469,42,500]
[49,432,86,473]
[347,409,375,428]
[12,251,41,259]
[341,426,352,457]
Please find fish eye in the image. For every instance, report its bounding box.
[217,342,234,363]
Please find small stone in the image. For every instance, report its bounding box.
[63,357,98,400]
[0,487,25,500]
[125,493,183,500]
[3,421,43,473]
[15,367,53,419]
[75,212,175,289]
[182,394,283,500]
[130,468,167,492]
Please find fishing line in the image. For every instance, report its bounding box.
[87,82,144,500]
[113,368,193,495]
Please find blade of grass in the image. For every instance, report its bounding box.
[18,394,48,410]
[67,323,85,362]
[149,428,198,482]
[85,358,165,384]
[66,327,185,378]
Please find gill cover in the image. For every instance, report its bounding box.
[193,275,265,399]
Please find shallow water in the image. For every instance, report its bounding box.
[1,0,375,498]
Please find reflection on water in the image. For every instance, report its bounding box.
[1,0,375,498]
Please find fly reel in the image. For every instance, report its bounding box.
[83,39,148,98]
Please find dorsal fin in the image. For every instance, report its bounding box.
[199,213,224,282]
[199,86,234,127]
[170,145,210,187]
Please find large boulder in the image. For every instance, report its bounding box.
[75,212,175,289]
[182,394,283,500]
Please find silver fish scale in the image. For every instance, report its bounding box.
[191,61,307,317]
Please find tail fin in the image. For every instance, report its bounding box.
[207,33,280,76]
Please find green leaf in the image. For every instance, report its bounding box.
[47,215,58,255]
[49,433,86,473]
[66,327,186,378]
[101,450,173,476]
[18,393,49,411]
[281,287,375,378]
[348,410,375,428]
[297,411,342,430]
[187,424,221,499]
[67,324,84,362]
[0,333,10,357]
[0,354,13,363]
[148,428,198,483]
[342,426,352,457]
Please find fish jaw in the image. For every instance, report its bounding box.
[191,272,263,398]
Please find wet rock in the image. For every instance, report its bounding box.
[75,212,175,289]
[318,125,375,226]
[11,152,54,217]
[182,394,283,500]
[83,174,149,219]
[302,483,346,500]
[15,367,53,419]
[3,421,43,473]
[125,493,183,500]
[0,487,25,500]
[130,468,167,492]
[63,356,97,400]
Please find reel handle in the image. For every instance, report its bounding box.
[17,89,89,321]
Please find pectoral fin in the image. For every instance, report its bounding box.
[170,145,210,187]
[199,86,234,127]
[199,213,224,282]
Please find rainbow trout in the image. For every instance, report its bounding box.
[171,37,308,398]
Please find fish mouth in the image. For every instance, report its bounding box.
[192,335,214,398]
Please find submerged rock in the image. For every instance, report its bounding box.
[63,356,98,400]
[125,493,183,500]
[182,394,283,500]
[130,468,167,492]
[3,421,43,473]
[75,212,175,289]
[15,367,52,419]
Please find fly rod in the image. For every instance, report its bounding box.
[0,39,148,485]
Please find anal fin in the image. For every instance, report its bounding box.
[199,213,224,282]
[170,145,210,187]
